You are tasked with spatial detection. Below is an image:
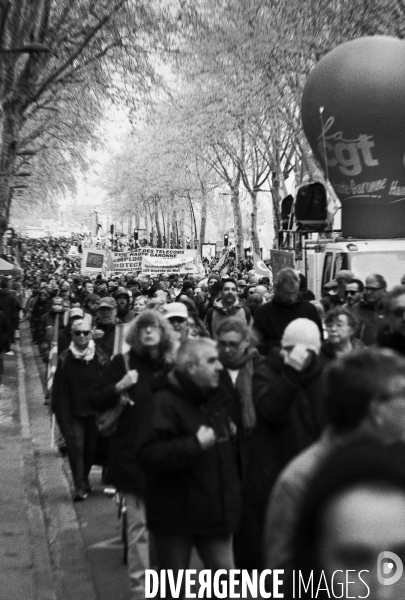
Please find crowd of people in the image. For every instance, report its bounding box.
[3,234,405,599]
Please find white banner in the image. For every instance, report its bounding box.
[113,248,204,276]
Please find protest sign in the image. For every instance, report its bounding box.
[81,248,105,275]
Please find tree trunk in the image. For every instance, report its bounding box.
[230,172,244,262]
[0,106,20,246]
[199,189,207,254]
[154,198,162,247]
[270,171,281,249]
[249,190,260,255]
[179,205,186,249]
[172,210,178,247]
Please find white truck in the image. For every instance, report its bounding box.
[304,237,405,299]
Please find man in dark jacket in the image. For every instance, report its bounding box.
[0,277,19,353]
[138,338,241,593]
[51,317,109,501]
[240,318,325,570]
[254,267,322,355]
[353,273,387,346]
[378,285,405,354]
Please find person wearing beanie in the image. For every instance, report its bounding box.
[237,317,326,571]
[254,267,322,355]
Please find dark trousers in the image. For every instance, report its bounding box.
[63,416,98,490]
[154,533,234,599]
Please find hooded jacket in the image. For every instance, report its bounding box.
[205,297,251,339]
[137,371,242,535]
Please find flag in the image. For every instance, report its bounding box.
[46,313,59,395]
[213,249,229,273]
[253,252,273,283]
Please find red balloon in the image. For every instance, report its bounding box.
[302,36,405,239]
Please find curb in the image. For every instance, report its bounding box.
[18,322,98,600]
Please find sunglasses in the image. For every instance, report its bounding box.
[391,308,405,318]
[168,317,186,324]
[74,330,90,337]
[344,290,358,296]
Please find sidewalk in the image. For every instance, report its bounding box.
[0,322,98,600]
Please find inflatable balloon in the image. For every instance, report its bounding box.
[302,36,405,239]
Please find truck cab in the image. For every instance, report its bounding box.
[305,238,405,299]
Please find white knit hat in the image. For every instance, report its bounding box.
[281,318,321,355]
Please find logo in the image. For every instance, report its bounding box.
[377,551,403,586]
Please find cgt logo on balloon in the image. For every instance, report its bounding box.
[301,35,405,239]
[317,116,379,177]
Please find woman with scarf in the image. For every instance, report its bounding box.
[216,318,265,569]
[88,310,176,600]
[51,315,109,501]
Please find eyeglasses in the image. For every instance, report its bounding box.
[365,286,384,291]
[73,330,90,337]
[344,290,358,296]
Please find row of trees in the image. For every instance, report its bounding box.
[6,0,405,254]
[0,0,175,243]
[101,0,405,259]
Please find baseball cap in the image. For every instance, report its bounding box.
[69,307,84,319]
[98,297,117,309]
[163,302,188,320]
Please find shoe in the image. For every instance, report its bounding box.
[73,489,88,502]
[5,351,14,356]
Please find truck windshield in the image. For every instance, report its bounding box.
[350,251,405,290]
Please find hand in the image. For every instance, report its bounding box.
[196,425,216,450]
[282,344,313,372]
[116,370,138,393]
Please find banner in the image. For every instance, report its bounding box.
[113,248,204,276]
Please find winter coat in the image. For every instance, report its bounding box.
[352,301,387,346]
[30,296,51,340]
[0,288,16,323]
[137,371,242,536]
[88,351,170,497]
[0,311,9,352]
[319,337,365,366]
[205,298,252,339]
[235,349,326,570]
[378,329,405,356]
[94,322,116,358]
[254,298,323,355]
[51,346,109,434]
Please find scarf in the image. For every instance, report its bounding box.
[69,338,96,362]
[223,347,258,434]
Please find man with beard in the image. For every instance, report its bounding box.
[353,274,387,346]
[38,295,66,362]
[94,297,118,358]
[254,268,322,355]
[378,286,405,355]
[199,274,222,320]
[115,287,135,323]
[205,278,252,339]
